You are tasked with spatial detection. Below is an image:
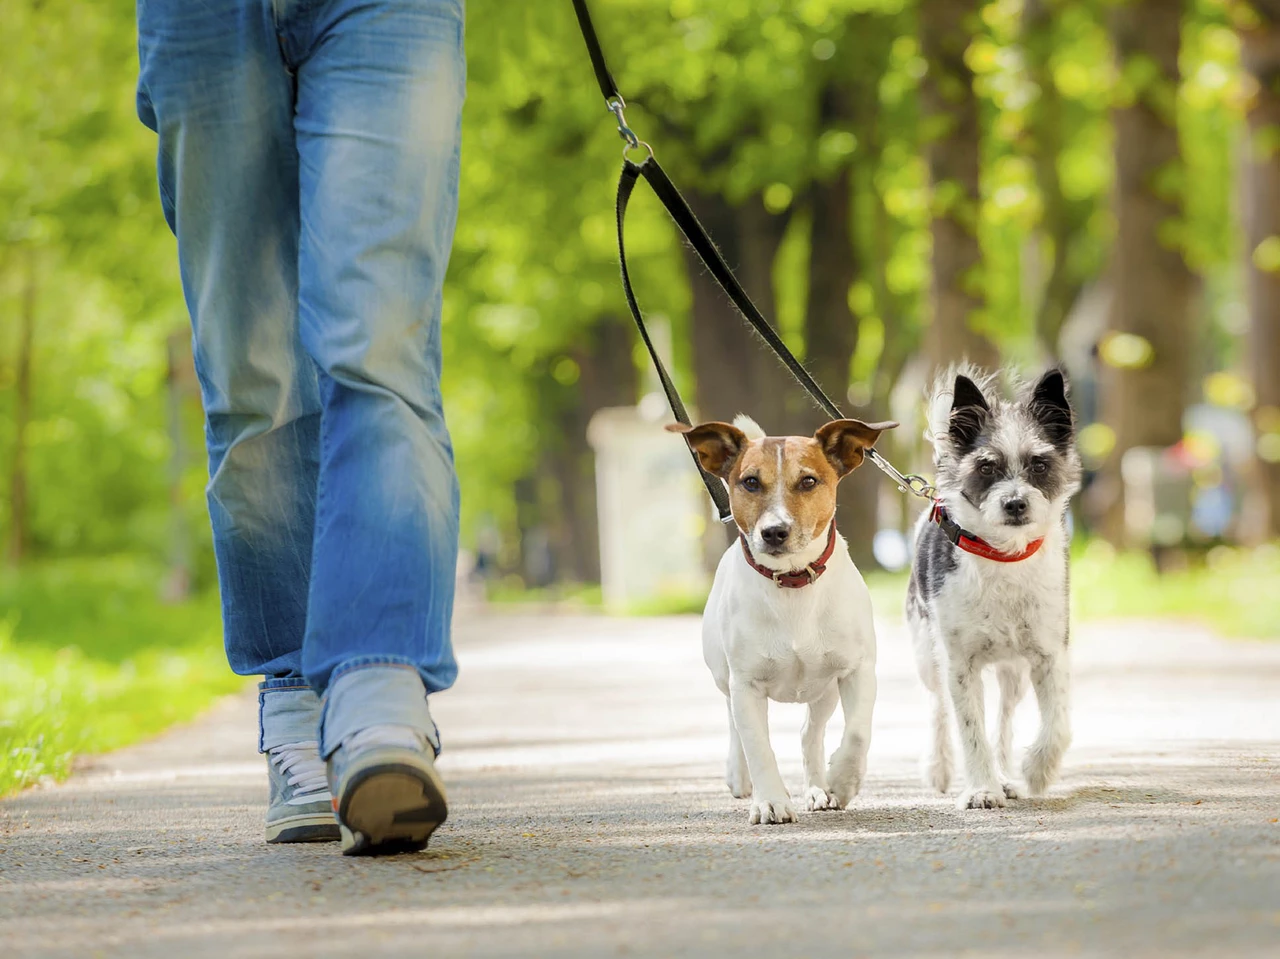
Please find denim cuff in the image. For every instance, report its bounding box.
[258,683,323,753]
[318,662,439,759]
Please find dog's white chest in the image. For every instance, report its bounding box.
[938,550,1068,659]
[748,640,850,703]
[705,548,872,705]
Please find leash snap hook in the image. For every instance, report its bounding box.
[904,474,936,499]
[608,96,653,163]
[607,96,640,149]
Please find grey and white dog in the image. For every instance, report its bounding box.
[906,366,1081,810]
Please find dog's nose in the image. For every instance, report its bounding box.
[1002,496,1029,520]
[760,524,790,548]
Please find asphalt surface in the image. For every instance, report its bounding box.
[2,611,1279,958]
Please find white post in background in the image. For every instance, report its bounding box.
[586,316,711,613]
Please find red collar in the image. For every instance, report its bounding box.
[929,500,1045,563]
[739,522,838,588]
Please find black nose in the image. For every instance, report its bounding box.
[761,524,790,548]
[1003,496,1028,519]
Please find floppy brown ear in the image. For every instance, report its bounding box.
[666,421,748,478]
[814,419,898,477]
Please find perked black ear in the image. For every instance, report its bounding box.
[665,421,748,479]
[1029,368,1074,451]
[949,375,990,452]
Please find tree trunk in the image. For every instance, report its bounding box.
[1025,0,1090,357]
[804,142,878,568]
[1098,2,1196,543]
[683,189,799,433]
[1241,4,1280,539]
[919,0,1000,370]
[552,314,638,583]
[7,247,36,567]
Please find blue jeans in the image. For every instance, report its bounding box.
[136,0,464,756]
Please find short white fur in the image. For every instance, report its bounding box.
[703,415,879,825]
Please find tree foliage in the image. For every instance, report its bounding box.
[0,0,1269,583]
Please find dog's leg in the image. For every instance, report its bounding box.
[728,684,795,824]
[993,662,1027,799]
[801,684,840,811]
[948,657,1006,809]
[725,697,751,799]
[826,665,876,808]
[1023,650,1071,795]
[916,647,953,795]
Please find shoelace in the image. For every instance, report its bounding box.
[269,740,332,805]
[342,724,428,754]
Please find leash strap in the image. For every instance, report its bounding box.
[616,162,732,521]
[572,0,621,103]
[579,0,937,520]
[633,159,843,422]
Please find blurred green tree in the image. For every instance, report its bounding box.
[1237,0,1280,537]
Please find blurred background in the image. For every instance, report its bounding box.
[2,0,1279,794]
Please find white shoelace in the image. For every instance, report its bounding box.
[269,740,332,805]
[342,724,428,754]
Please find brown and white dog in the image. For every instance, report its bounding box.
[670,414,896,824]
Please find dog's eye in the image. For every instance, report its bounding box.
[978,462,996,477]
[1029,458,1049,475]
[798,476,818,491]
[741,476,762,493]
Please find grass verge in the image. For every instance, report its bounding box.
[867,540,1280,639]
[484,542,1280,641]
[0,557,244,797]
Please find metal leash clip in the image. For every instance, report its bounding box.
[865,449,936,501]
[607,96,653,162]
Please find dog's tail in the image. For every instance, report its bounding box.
[924,363,998,450]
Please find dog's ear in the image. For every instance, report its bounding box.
[949,375,990,453]
[666,421,748,479]
[1029,368,1074,451]
[814,419,898,478]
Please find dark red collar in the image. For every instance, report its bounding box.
[739,522,838,588]
[929,500,1044,563]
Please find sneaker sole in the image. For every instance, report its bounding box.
[265,812,341,844]
[337,762,448,857]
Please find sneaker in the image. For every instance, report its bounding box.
[265,740,340,843]
[327,724,448,856]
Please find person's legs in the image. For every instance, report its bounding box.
[292,0,463,725]
[288,0,465,852]
[136,0,335,841]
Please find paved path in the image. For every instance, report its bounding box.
[2,613,1279,958]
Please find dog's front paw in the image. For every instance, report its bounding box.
[1022,741,1066,796]
[958,788,1007,810]
[749,795,796,825]
[826,761,863,809]
[804,785,841,811]
[923,755,951,795]
[999,780,1023,800]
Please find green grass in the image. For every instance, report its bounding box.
[866,540,1280,639]
[1069,540,1280,639]
[0,557,245,796]
[483,541,1280,641]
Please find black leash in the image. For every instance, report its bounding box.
[574,0,935,523]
